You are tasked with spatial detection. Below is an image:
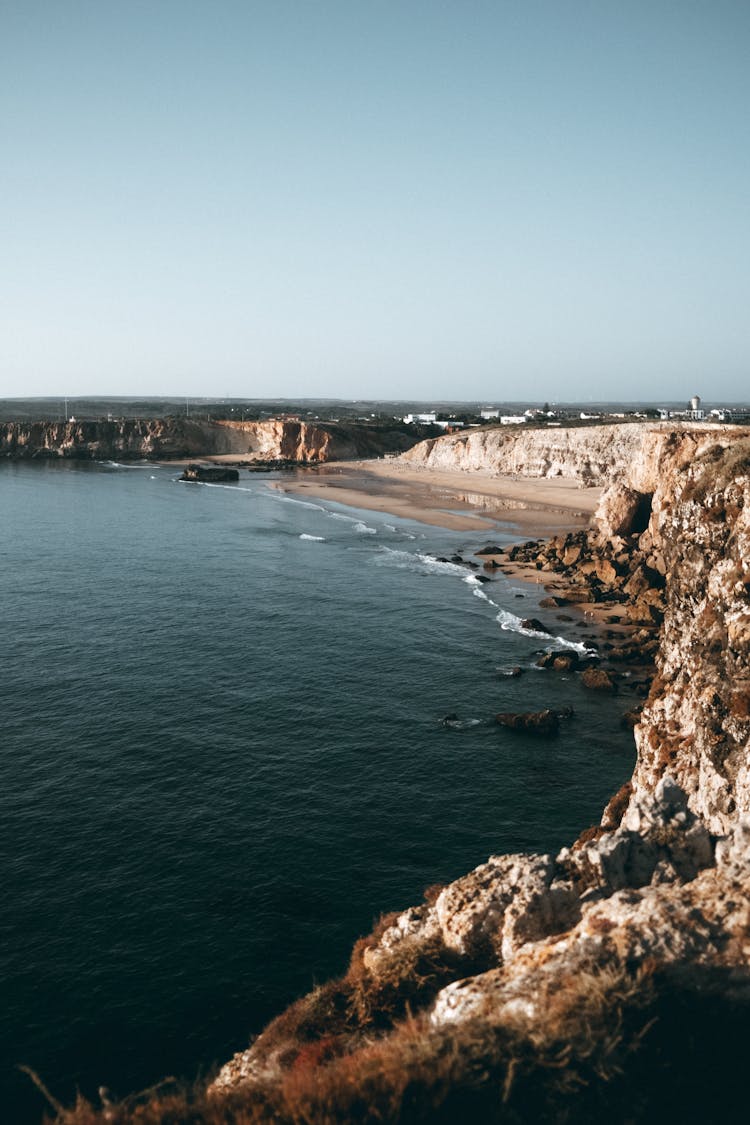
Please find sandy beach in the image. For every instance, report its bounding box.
[266,458,602,536]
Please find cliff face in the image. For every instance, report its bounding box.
[206,431,750,1121]
[624,443,750,836]
[0,418,417,463]
[0,418,215,460]
[399,420,745,486]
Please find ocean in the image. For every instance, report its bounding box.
[1,460,635,1121]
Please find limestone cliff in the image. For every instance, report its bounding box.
[399,419,747,486]
[624,443,750,836]
[0,418,418,463]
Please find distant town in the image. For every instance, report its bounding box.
[1,394,749,428]
[404,394,750,431]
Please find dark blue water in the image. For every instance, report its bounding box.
[1,461,635,1121]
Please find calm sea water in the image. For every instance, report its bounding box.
[1,461,635,1121]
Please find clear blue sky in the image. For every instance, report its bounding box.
[2,1,749,401]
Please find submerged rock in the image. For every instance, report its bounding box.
[495,709,560,736]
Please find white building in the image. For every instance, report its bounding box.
[403,412,438,425]
[658,395,705,422]
[480,408,499,420]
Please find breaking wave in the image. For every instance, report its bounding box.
[495,609,591,653]
[99,460,153,470]
[198,483,255,494]
[375,547,468,577]
[464,573,499,607]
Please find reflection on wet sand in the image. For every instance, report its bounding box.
[268,459,601,536]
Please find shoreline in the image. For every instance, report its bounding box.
[261,458,653,694]
[263,458,603,536]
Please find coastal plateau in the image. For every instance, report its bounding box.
[400,417,742,485]
[45,423,750,1122]
[0,417,420,463]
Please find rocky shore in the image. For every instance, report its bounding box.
[51,425,750,1123]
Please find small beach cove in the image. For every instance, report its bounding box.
[266,457,655,699]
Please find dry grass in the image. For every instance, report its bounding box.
[35,957,750,1124]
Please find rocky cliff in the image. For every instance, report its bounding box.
[0,418,418,463]
[399,419,746,486]
[58,427,750,1123]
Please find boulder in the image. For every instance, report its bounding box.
[596,484,653,539]
[593,558,620,586]
[520,618,552,634]
[496,709,560,736]
[180,464,240,483]
[562,544,582,566]
[581,667,617,692]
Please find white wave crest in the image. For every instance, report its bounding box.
[201,483,255,493]
[269,493,326,512]
[494,609,590,653]
[464,574,499,607]
[99,460,152,469]
[376,547,469,576]
[354,521,377,534]
[300,533,325,541]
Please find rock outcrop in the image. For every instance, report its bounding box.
[0,418,419,464]
[179,464,240,483]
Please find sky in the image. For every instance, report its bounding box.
[1,0,749,402]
